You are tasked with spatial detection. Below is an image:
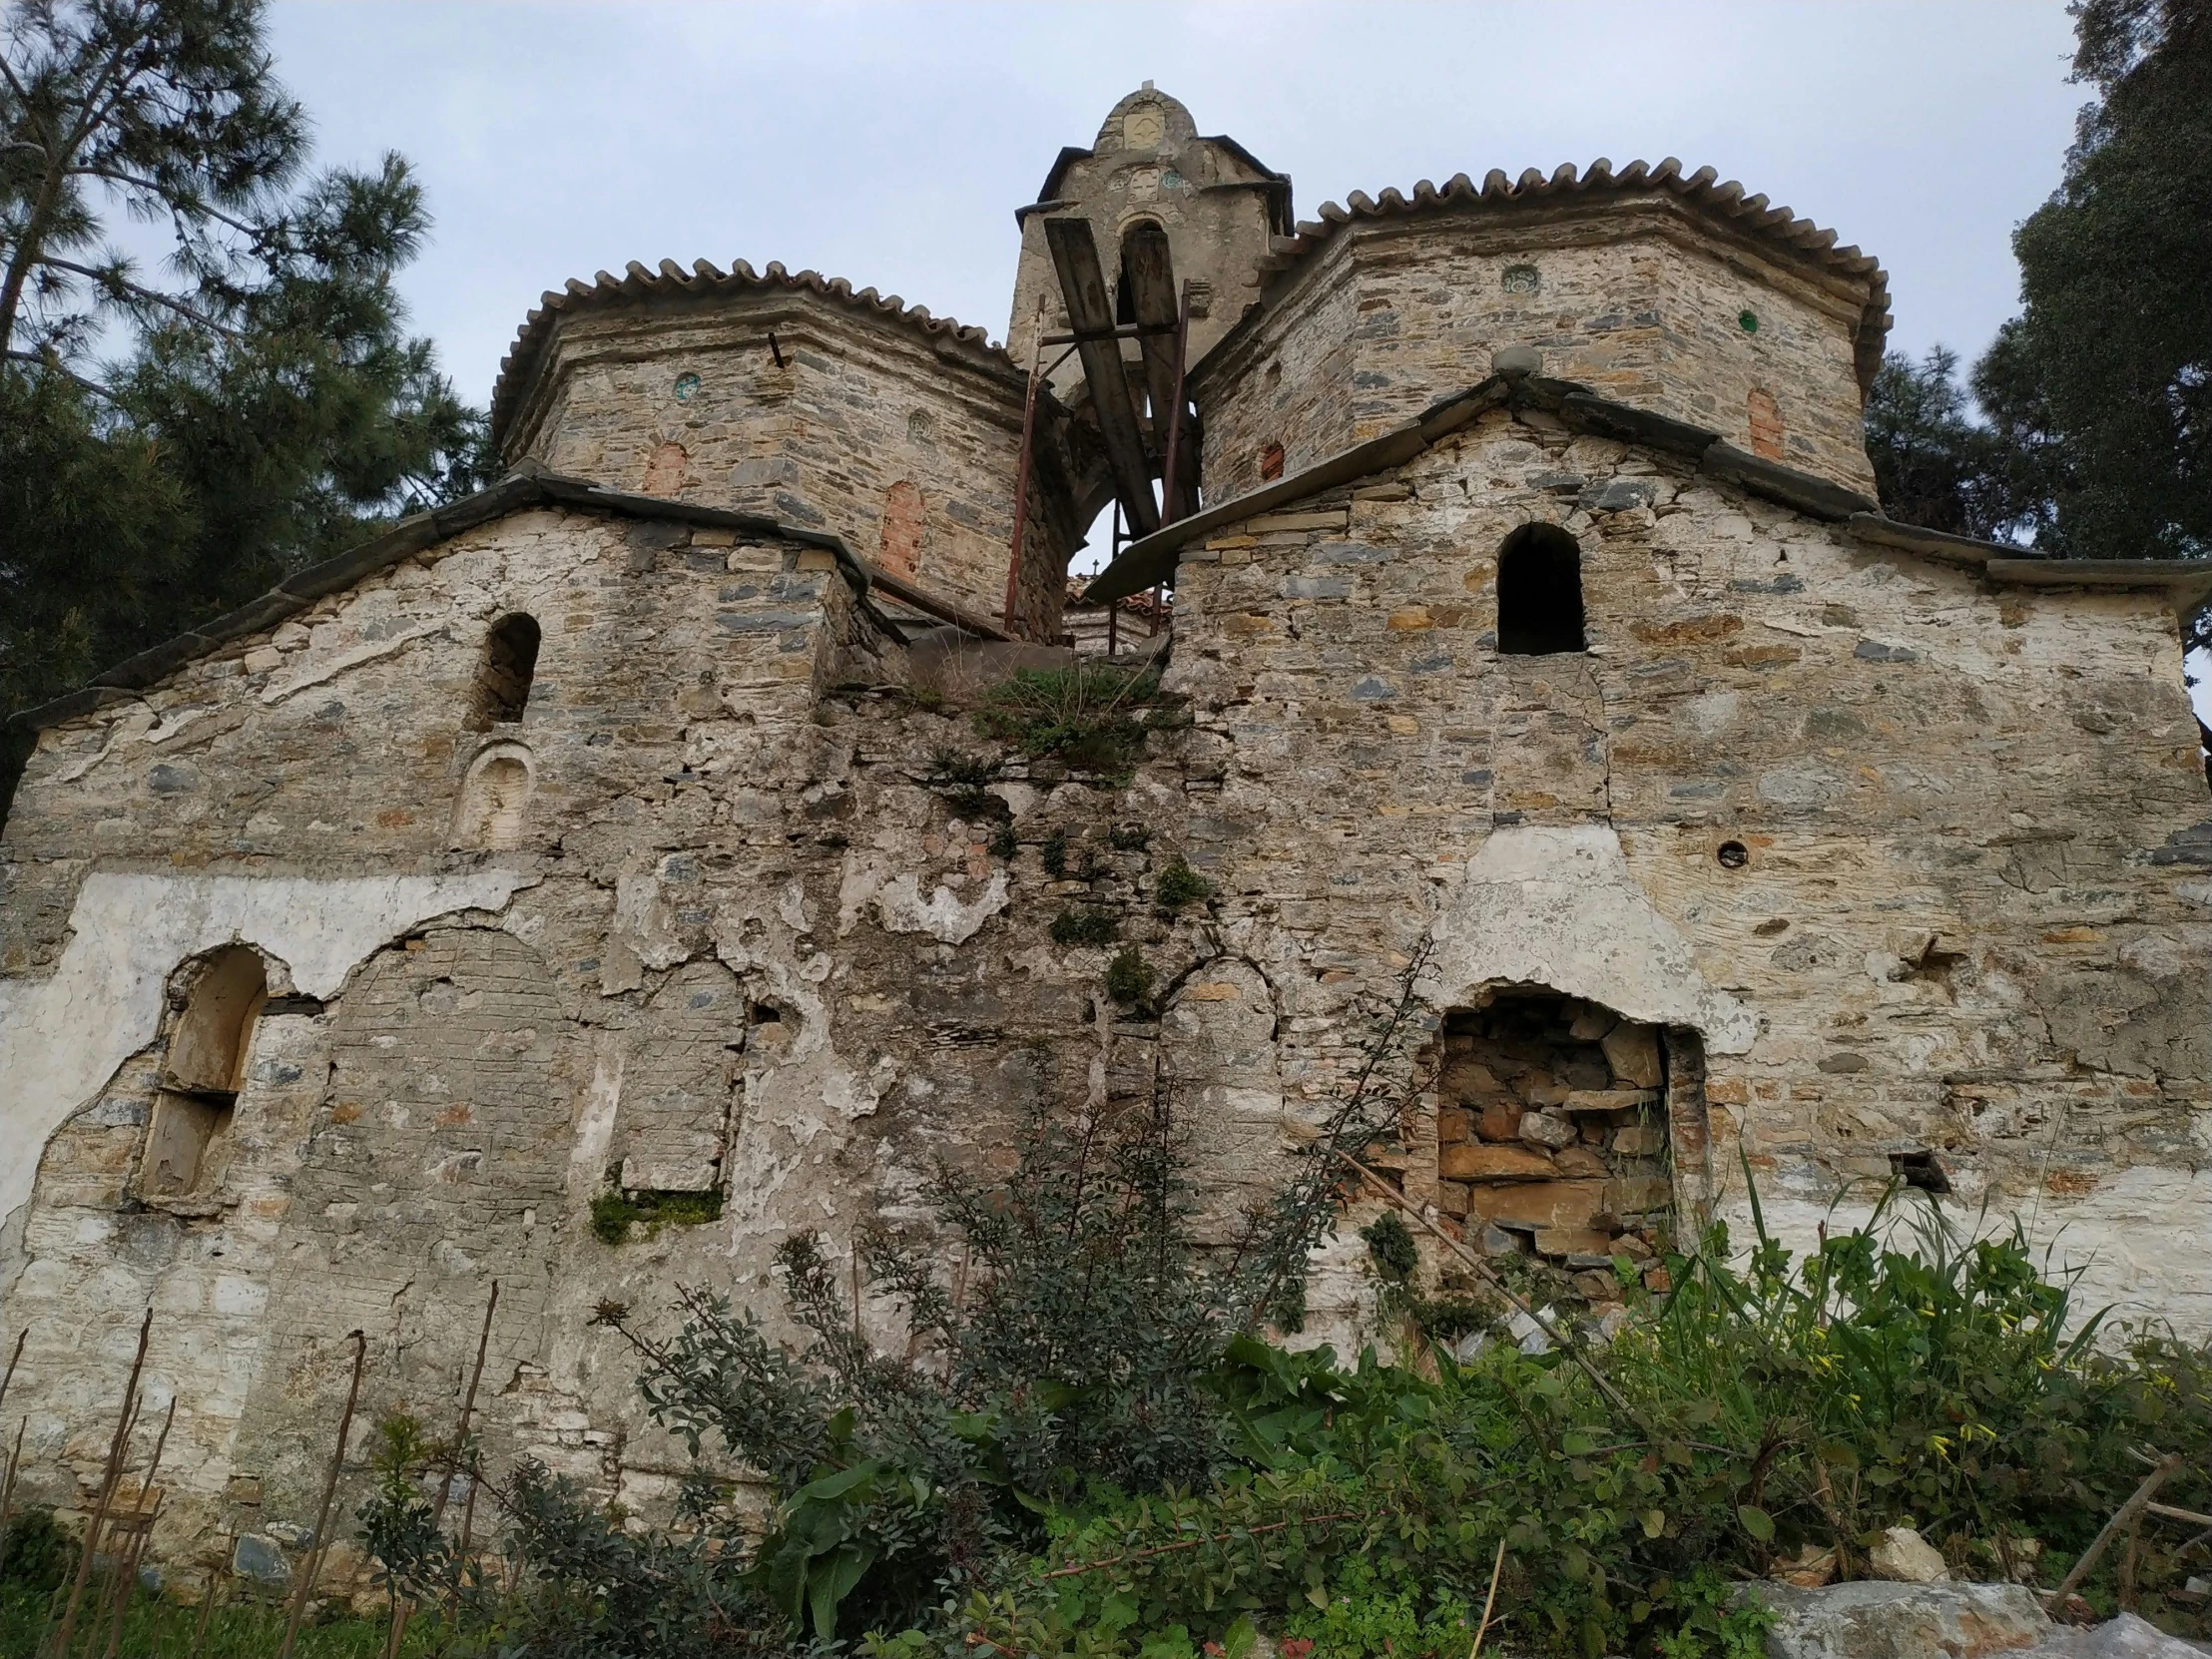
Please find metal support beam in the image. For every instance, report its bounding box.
[1043,217,1161,537]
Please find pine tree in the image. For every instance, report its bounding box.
[1,0,489,807]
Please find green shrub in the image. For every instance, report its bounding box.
[1103,946,1156,1009]
[1050,908,1118,947]
[0,1506,73,1592]
[592,1188,725,1246]
[973,664,1164,779]
[1153,855,1215,912]
[1041,828,1070,879]
[988,823,1019,859]
[1107,825,1151,851]
[1360,1211,1419,1283]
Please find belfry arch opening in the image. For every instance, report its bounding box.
[466,613,541,731]
[1496,524,1585,656]
[143,945,267,1199]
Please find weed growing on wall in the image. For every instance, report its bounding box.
[1048,908,1118,947]
[1103,946,1155,1009]
[972,664,1168,780]
[590,1187,726,1246]
[1152,854,1216,912]
[924,749,1005,821]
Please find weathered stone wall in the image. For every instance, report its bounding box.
[1162,405,2212,1322]
[0,497,1241,1587]
[1195,201,1879,501]
[3,402,2209,1594]
[501,291,1073,636]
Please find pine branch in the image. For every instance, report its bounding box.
[3,347,114,399]
[41,256,242,338]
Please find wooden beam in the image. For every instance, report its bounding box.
[1043,217,1160,537]
[1122,224,1182,450]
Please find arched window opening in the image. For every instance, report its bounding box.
[465,614,541,732]
[453,744,535,850]
[1497,524,1586,656]
[144,945,266,1199]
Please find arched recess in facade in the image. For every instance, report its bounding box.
[224,923,579,1524]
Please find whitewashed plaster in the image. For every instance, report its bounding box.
[1732,1148,2212,1343]
[0,869,528,1247]
[1425,824,1759,1051]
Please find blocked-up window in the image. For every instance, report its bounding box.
[144,945,266,1197]
[1497,524,1586,655]
[610,962,743,1194]
[453,744,534,849]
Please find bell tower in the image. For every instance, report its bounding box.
[1007,84,1292,534]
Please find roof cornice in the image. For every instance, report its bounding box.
[488,260,1017,455]
[1222,159,1891,394]
[1082,367,2212,611]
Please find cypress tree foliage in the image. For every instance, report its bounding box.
[1986,0,2210,564]
[1862,0,2210,573]
[0,0,489,809]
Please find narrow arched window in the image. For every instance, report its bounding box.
[1496,524,1586,656]
[466,614,540,732]
[144,945,266,1199]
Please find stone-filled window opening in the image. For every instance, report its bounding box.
[142,945,267,1199]
[1496,524,1585,656]
[465,613,541,732]
[1379,989,1705,1320]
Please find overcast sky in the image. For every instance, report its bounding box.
[267,0,2085,412]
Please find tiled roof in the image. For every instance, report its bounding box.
[1254,158,1893,389]
[7,465,1008,737]
[488,259,1015,450]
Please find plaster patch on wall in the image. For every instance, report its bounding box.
[260,621,447,705]
[1426,825,1757,1052]
[0,869,529,1250]
[837,854,1009,945]
[1739,1151,2212,1341]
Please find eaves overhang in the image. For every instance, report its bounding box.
[10,465,1010,737]
[1081,370,2212,612]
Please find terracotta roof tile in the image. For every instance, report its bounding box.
[1255,159,1892,387]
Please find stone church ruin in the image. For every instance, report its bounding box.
[4,85,2211,1586]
